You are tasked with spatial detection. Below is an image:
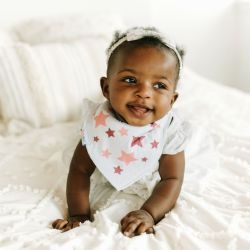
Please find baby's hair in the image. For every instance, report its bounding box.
[106,27,185,84]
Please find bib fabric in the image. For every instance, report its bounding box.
[80,99,183,191]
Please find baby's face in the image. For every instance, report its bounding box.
[101,46,178,126]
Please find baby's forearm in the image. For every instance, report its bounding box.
[141,178,183,223]
[66,170,91,221]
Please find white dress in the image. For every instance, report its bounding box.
[80,99,190,201]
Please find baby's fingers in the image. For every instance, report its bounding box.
[62,221,80,232]
[123,221,141,237]
[132,223,154,236]
[136,223,150,235]
[52,219,68,230]
[121,216,134,233]
[146,227,155,234]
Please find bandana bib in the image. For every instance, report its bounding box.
[81,100,173,190]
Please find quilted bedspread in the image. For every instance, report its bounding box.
[0,69,250,249]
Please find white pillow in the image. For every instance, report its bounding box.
[0,44,41,127]
[0,13,124,127]
[0,14,125,127]
[0,28,19,121]
[0,39,107,127]
[13,14,124,45]
[0,28,18,45]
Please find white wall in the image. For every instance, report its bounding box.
[236,0,250,92]
[0,0,152,27]
[0,0,249,92]
[149,0,238,88]
[148,0,250,92]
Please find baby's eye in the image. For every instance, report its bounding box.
[123,77,137,85]
[154,82,167,89]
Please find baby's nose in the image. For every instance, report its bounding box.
[135,83,152,99]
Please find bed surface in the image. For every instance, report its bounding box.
[0,69,250,249]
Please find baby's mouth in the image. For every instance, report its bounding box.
[127,104,153,117]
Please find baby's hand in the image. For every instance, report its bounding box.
[52,218,80,232]
[120,209,155,237]
[52,215,90,232]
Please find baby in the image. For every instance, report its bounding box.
[52,27,187,237]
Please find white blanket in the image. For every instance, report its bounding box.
[0,70,250,249]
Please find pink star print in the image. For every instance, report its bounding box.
[93,136,99,142]
[131,136,145,147]
[106,128,115,137]
[151,140,159,148]
[118,150,137,165]
[94,111,109,127]
[102,149,111,158]
[119,127,128,136]
[142,157,148,162]
[114,166,123,175]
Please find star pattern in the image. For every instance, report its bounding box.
[101,149,112,158]
[81,99,175,190]
[151,140,159,149]
[119,127,128,136]
[106,128,115,137]
[94,111,109,127]
[93,136,99,142]
[118,150,137,165]
[114,166,123,175]
[131,136,145,147]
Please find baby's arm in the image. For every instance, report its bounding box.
[121,151,185,237]
[52,141,95,232]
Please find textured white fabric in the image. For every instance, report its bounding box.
[18,40,106,125]
[176,68,250,138]
[0,28,17,45]
[0,14,124,128]
[81,99,188,191]
[0,44,41,127]
[0,40,107,127]
[0,69,250,249]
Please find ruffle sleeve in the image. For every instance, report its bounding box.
[162,111,191,155]
[80,98,99,146]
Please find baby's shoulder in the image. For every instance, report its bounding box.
[82,98,100,112]
[81,99,106,118]
[166,109,192,138]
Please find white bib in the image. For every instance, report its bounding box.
[81,100,173,190]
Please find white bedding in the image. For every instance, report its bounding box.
[0,69,250,250]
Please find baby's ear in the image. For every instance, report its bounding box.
[171,92,178,106]
[100,77,109,100]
